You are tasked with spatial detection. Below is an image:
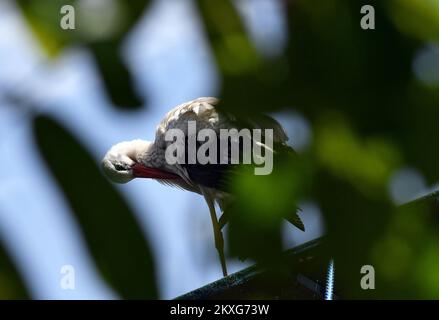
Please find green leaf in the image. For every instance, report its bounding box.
[89,40,144,109]
[16,0,80,56]
[0,233,29,299]
[33,115,157,299]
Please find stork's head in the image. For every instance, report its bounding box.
[101,140,146,183]
[102,139,180,184]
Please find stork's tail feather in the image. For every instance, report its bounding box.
[219,208,305,232]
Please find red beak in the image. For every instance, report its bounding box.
[132,163,181,180]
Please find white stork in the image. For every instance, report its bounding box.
[102,97,303,277]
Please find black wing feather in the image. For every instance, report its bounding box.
[182,113,296,191]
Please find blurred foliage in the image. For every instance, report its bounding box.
[15,0,151,109]
[227,153,312,263]
[33,116,157,299]
[197,0,439,298]
[3,0,439,299]
[195,0,289,115]
[388,0,439,43]
[0,234,29,299]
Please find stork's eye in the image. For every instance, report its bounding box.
[114,164,126,171]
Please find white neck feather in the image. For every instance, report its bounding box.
[111,139,152,162]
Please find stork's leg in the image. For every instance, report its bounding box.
[209,202,228,277]
[201,190,228,277]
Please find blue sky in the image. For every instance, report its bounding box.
[0,0,326,299]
